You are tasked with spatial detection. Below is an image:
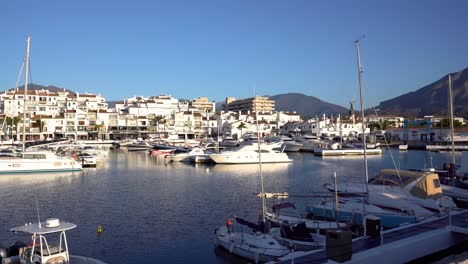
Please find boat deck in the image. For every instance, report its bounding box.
[272,209,468,264]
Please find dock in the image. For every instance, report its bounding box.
[270,209,468,264]
[426,145,468,151]
[314,148,383,156]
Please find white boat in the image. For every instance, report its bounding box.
[218,136,239,148]
[75,152,97,167]
[293,135,328,152]
[214,101,293,263]
[164,147,206,162]
[80,145,108,158]
[399,144,408,150]
[307,39,420,230]
[126,140,153,151]
[280,137,302,152]
[1,218,106,264]
[209,143,292,164]
[0,150,82,174]
[325,169,456,218]
[189,153,212,163]
[0,38,82,174]
[215,224,291,263]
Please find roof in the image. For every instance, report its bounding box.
[10,221,76,235]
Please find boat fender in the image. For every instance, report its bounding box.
[0,244,7,260]
[229,244,235,254]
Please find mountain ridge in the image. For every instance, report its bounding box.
[375,67,468,118]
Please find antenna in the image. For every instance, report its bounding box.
[35,195,42,228]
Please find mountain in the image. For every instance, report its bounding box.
[7,84,75,94]
[375,67,468,118]
[269,93,348,118]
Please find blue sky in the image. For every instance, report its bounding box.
[1,0,467,108]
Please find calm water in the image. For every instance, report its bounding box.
[0,148,466,264]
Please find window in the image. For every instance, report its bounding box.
[433,179,441,188]
[23,154,46,159]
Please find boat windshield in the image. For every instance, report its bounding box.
[23,153,47,159]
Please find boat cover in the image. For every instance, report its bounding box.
[235,217,265,232]
[272,202,296,212]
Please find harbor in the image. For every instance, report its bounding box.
[1,2,468,263]
[0,147,466,264]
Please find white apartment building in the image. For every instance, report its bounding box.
[280,115,369,137]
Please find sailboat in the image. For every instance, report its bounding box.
[307,38,421,229]
[0,36,82,174]
[214,96,292,263]
[435,74,468,208]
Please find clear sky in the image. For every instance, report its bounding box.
[1,0,467,108]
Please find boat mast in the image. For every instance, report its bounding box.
[254,91,266,224]
[355,37,369,201]
[448,75,456,166]
[22,36,31,152]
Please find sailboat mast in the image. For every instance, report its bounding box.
[254,93,266,223]
[448,75,456,165]
[355,38,369,200]
[22,36,31,152]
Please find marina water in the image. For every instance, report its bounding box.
[0,149,466,264]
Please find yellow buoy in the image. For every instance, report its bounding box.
[97,226,103,234]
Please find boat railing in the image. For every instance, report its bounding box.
[29,231,70,264]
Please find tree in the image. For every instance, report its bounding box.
[160,118,167,133]
[5,116,21,138]
[438,118,462,128]
[237,122,247,137]
[154,115,164,132]
[94,124,104,140]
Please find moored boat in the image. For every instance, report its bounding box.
[0,218,106,264]
[209,143,291,164]
[0,150,82,174]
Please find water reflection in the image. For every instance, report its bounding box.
[209,163,292,176]
[0,149,465,264]
[0,171,84,185]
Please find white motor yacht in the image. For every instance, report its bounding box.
[209,143,291,164]
[0,150,82,174]
[164,147,206,162]
[293,135,328,152]
[280,136,302,152]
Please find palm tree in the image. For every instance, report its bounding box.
[6,116,21,139]
[94,124,104,140]
[237,122,247,138]
[160,118,167,133]
[154,115,164,132]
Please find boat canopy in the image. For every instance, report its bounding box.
[272,202,296,212]
[409,172,443,200]
[235,217,265,233]
[371,169,443,200]
[10,220,76,235]
[372,169,433,187]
